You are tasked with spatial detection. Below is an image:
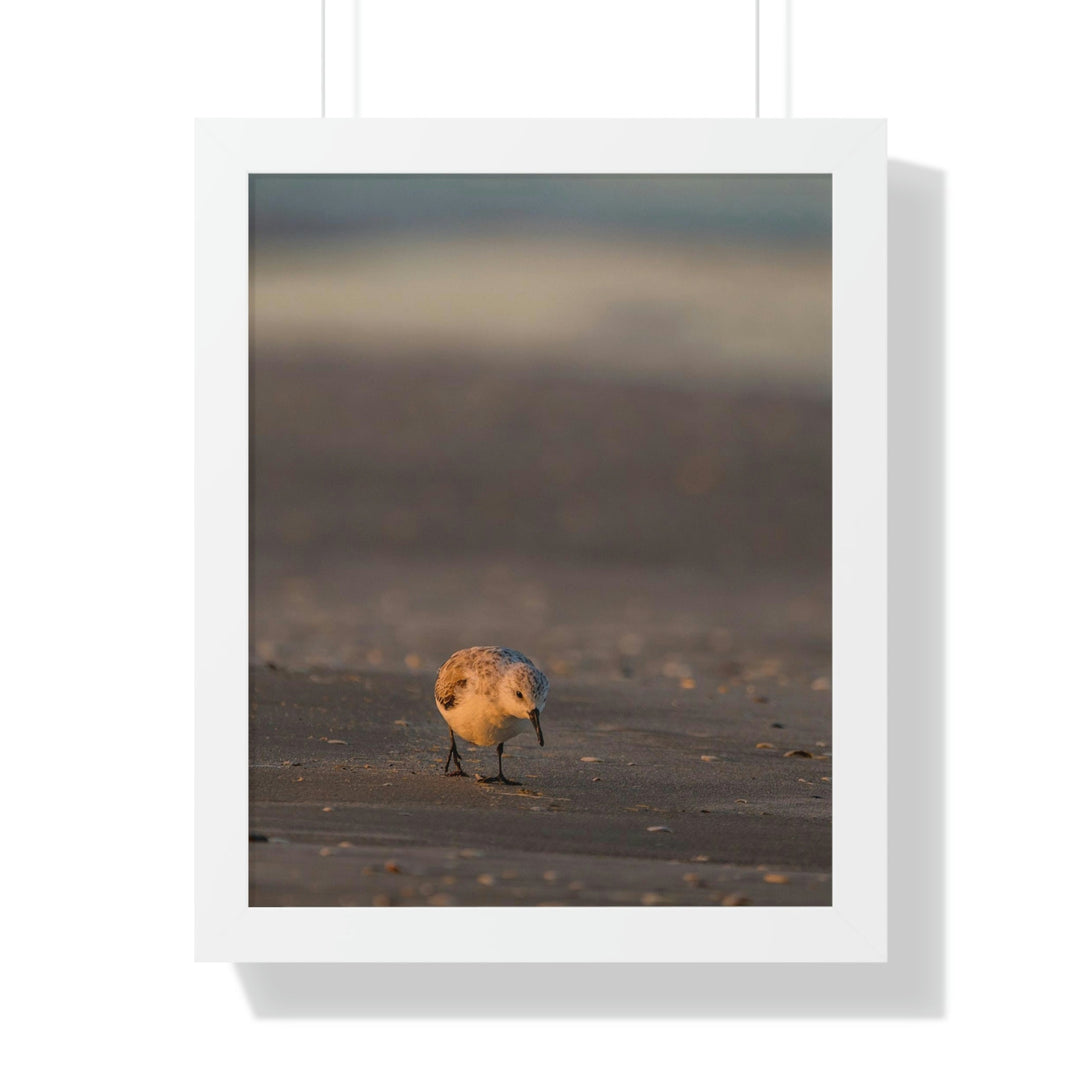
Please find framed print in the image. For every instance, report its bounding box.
[195,119,886,962]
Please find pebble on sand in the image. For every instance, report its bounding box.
[763,873,790,884]
[646,825,673,833]
[784,749,813,758]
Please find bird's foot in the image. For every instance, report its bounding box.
[478,774,520,785]
[445,765,469,777]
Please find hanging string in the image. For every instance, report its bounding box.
[755,0,761,118]
[323,3,763,120]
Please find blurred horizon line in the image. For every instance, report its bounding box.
[251,173,832,249]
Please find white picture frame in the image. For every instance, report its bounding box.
[195,118,886,963]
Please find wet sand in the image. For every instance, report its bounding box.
[249,663,831,907]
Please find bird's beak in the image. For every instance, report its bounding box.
[529,708,544,747]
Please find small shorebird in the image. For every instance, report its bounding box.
[434,646,549,784]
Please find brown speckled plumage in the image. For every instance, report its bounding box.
[434,647,550,781]
[435,646,548,712]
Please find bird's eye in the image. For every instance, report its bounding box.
[516,691,523,698]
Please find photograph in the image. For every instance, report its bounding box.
[247,172,833,908]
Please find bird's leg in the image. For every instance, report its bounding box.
[479,742,520,785]
[444,732,467,777]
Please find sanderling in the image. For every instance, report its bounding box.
[434,646,549,784]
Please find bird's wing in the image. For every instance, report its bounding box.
[434,652,471,709]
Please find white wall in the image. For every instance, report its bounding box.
[5,1,1076,1076]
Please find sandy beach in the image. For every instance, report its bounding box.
[248,195,832,909]
[249,659,831,907]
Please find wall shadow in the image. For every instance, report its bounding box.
[234,160,945,1017]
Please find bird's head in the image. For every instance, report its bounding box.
[500,662,549,746]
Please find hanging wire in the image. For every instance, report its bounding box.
[324,3,762,120]
[755,0,761,118]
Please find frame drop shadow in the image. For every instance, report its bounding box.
[235,160,945,1017]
